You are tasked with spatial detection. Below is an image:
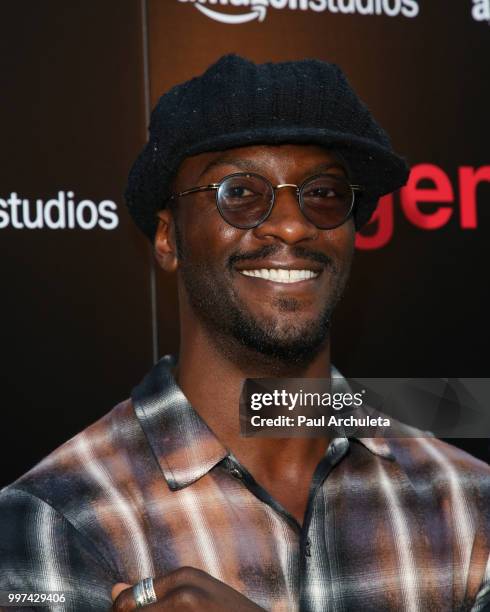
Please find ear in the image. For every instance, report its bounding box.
[154,210,179,272]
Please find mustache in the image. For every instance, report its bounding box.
[228,244,334,270]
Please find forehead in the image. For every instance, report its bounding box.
[172,144,347,189]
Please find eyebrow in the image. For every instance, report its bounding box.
[197,156,348,182]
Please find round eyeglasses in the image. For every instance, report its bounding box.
[166,172,362,230]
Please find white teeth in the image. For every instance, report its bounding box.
[240,269,319,283]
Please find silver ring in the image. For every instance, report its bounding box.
[133,577,157,608]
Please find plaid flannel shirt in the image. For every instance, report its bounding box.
[1,355,490,611]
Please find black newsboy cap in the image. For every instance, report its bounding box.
[126,54,409,240]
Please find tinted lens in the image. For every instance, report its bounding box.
[217,174,273,228]
[300,175,354,228]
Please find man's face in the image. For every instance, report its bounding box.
[161,144,356,365]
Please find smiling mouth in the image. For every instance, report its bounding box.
[238,269,320,283]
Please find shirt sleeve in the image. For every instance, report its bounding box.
[471,553,490,612]
[0,487,115,611]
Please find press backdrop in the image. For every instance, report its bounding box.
[2,0,489,487]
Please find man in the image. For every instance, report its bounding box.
[1,54,490,612]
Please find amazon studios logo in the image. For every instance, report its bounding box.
[472,0,490,21]
[178,0,420,24]
[0,191,119,231]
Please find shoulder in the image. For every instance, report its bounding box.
[389,435,490,478]
[387,436,490,515]
[0,398,153,528]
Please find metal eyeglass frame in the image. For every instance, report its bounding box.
[166,171,363,230]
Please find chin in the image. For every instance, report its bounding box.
[231,312,331,365]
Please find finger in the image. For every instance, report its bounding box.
[151,566,218,599]
[112,583,132,602]
[113,568,217,612]
[141,586,209,611]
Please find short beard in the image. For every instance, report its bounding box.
[226,293,333,366]
[175,224,347,369]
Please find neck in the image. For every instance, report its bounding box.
[175,311,331,482]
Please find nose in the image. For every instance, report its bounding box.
[252,185,319,244]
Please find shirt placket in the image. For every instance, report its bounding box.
[221,438,350,612]
[299,438,350,612]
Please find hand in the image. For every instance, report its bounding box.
[111,566,266,611]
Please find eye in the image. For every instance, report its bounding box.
[220,176,267,204]
[224,185,256,198]
[305,186,337,199]
[301,175,350,208]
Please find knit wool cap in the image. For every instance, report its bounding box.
[126,54,409,240]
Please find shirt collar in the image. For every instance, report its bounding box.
[352,436,395,460]
[132,355,228,490]
[132,356,394,491]
[331,365,395,460]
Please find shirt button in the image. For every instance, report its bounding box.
[230,467,243,479]
[305,538,312,557]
